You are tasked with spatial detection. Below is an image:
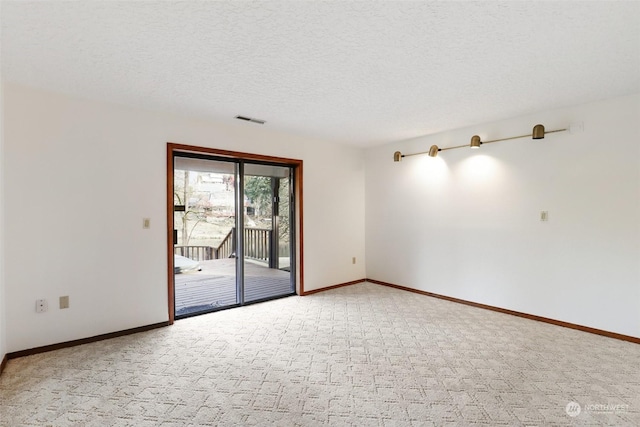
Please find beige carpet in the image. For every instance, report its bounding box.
[1,282,639,426]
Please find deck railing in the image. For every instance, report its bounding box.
[174,245,215,261]
[175,227,273,262]
[244,228,272,262]
[216,228,236,259]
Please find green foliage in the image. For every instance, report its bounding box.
[244,176,272,216]
[244,175,291,246]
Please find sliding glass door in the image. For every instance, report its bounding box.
[173,156,239,316]
[243,163,294,303]
[172,153,295,318]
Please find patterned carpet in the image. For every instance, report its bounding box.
[1,282,639,426]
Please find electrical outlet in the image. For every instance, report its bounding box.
[540,211,549,221]
[59,296,69,309]
[143,218,151,229]
[36,299,48,313]
[352,257,356,264]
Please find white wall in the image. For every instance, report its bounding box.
[0,68,6,362]
[0,1,6,364]
[3,83,366,353]
[4,82,637,354]
[366,94,640,338]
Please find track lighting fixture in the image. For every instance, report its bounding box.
[392,124,567,162]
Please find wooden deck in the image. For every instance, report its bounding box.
[175,258,293,316]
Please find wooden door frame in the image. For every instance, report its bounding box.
[167,143,304,324]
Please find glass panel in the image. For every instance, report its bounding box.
[278,173,291,273]
[174,156,238,317]
[242,163,295,303]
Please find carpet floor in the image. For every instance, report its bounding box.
[1,282,639,426]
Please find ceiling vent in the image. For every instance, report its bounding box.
[235,115,266,125]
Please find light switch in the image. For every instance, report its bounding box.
[143,218,151,229]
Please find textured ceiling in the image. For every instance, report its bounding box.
[2,1,639,147]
